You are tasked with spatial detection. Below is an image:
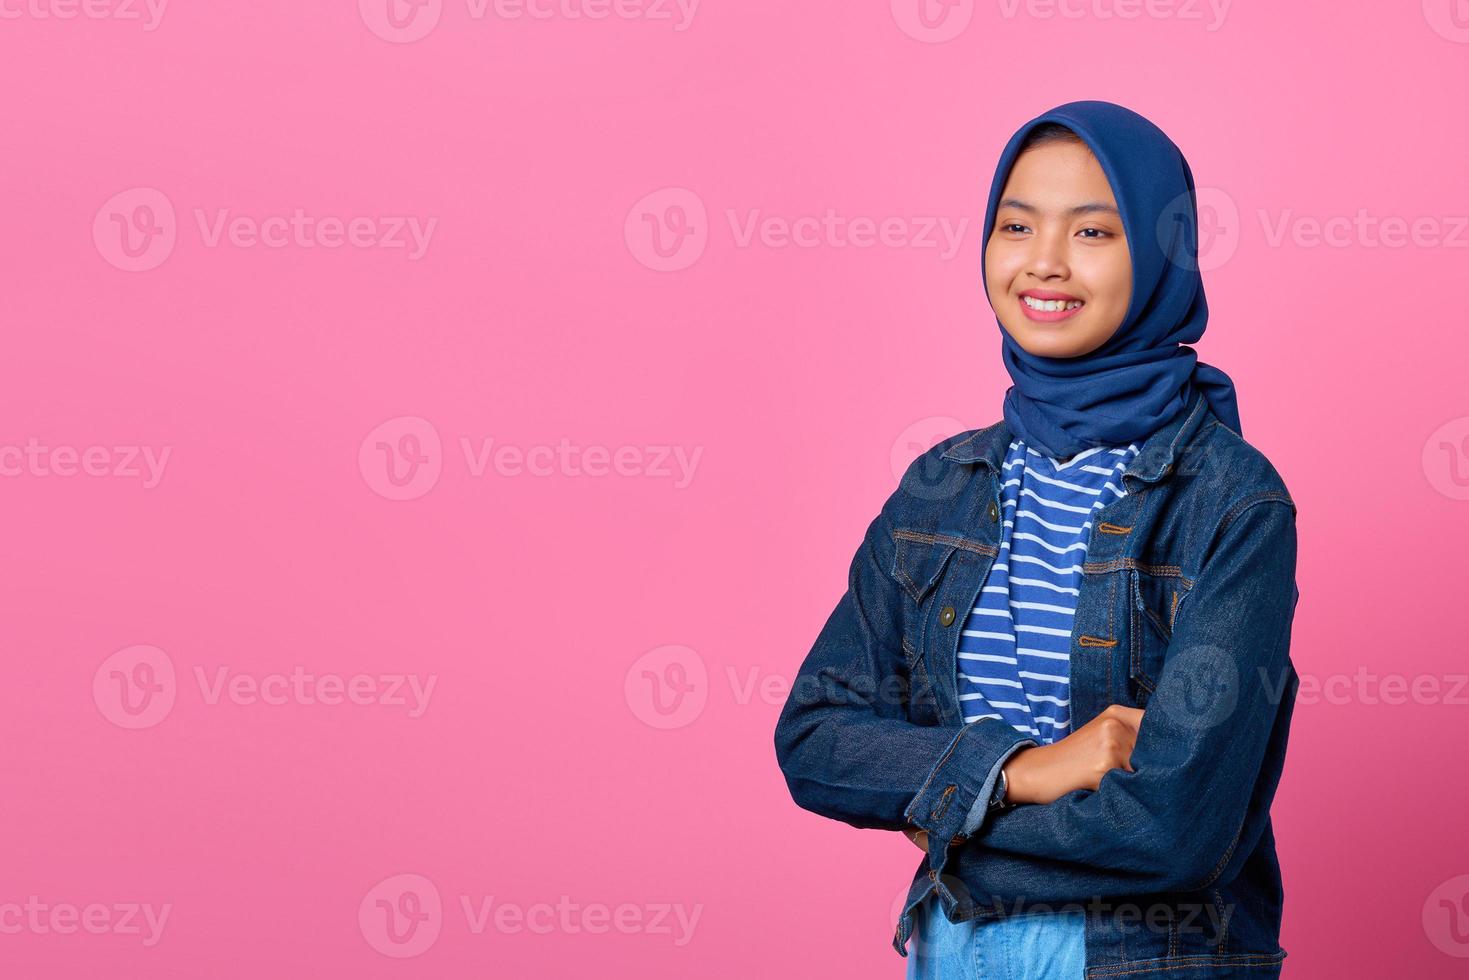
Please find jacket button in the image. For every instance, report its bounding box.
[939,605,956,626]
[987,500,999,522]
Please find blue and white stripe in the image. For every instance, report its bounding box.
[956,439,1140,744]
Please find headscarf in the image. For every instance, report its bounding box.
[980,100,1241,459]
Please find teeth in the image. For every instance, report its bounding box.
[1022,295,1083,312]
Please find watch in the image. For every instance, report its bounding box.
[987,767,1010,811]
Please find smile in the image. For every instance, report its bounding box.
[1019,293,1085,322]
[1022,296,1083,312]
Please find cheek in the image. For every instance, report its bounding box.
[1078,252,1131,309]
[984,241,1021,292]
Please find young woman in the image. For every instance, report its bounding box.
[774,101,1301,980]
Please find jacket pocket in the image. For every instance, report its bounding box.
[889,528,962,605]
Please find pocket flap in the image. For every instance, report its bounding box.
[890,529,960,604]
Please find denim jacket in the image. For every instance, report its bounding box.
[773,389,1301,978]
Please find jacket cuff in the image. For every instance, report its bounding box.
[903,719,1037,859]
[960,738,1037,836]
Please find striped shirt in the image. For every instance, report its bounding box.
[956,438,1141,745]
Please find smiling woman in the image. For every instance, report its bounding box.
[772,100,1300,980]
[983,123,1133,359]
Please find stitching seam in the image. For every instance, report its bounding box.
[1084,557,1193,586]
[893,528,999,556]
[1085,951,1286,978]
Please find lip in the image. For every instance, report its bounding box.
[1017,290,1085,323]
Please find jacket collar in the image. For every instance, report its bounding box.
[940,387,1213,488]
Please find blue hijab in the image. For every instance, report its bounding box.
[980,100,1241,460]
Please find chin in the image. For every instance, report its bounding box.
[1023,340,1088,358]
[1004,325,1087,359]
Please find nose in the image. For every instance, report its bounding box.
[1025,227,1070,281]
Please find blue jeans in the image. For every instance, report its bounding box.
[904,894,1086,980]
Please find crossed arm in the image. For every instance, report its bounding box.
[774,491,1300,901]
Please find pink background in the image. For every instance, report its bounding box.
[3,2,1468,977]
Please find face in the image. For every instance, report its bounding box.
[984,139,1132,358]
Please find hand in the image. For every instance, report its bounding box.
[1002,704,1144,806]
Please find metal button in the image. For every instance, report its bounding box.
[939,605,956,626]
[987,500,999,522]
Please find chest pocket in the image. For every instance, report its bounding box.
[889,529,973,726]
[1129,568,1189,703]
[890,529,962,605]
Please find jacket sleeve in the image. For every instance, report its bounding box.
[950,494,1301,901]
[772,470,1037,848]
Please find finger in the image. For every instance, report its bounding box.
[1105,705,1146,732]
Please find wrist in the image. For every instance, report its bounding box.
[1001,746,1036,805]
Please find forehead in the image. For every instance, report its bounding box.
[1000,142,1117,206]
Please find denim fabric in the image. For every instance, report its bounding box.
[773,388,1299,978]
[905,894,1086,980]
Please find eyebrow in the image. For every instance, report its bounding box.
[998,197,1121,218]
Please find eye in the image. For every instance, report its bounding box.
[1077,228,1112,239]
[1000,222,1030,234]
